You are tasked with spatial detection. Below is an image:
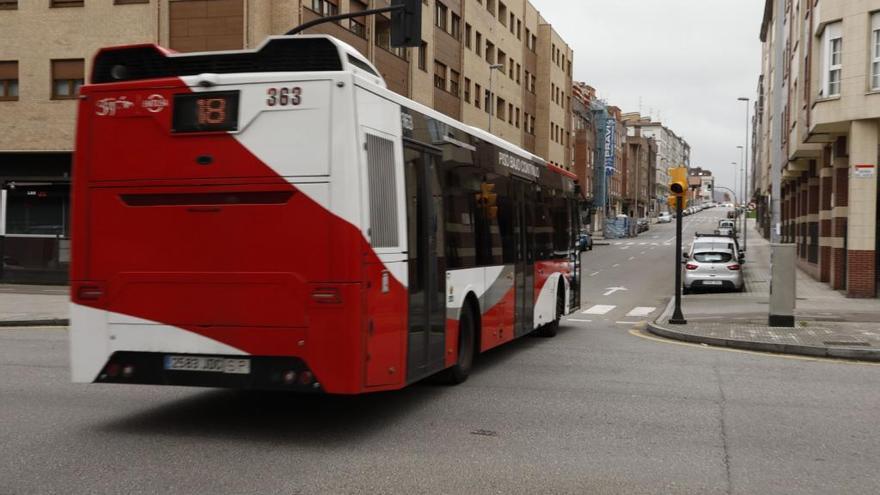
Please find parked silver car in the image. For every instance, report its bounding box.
[657,212,672,223]
[683,247,744,293]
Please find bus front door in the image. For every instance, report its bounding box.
[512,179,535,337]
[403,142,447,383]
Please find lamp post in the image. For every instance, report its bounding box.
[737,144,745,251]
[731,161,738,205]
[737,97,750,253]
[487,63,504,133]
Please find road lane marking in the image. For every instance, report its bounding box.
[640,251,647,255]
[621,246,630,250]
[589,271,601,276]
[602,287,628,296]
[628,256,635,261]
[616,321,641,325]
[582,304,615,315]
[665,237,676,243]
[566,318,593,323]
[612,263,620,268]
[626,242,635,245]
[626,306,657,317]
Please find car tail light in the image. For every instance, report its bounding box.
[297,370,314,385]
[685,263,698,270]
[727,264,741,271]
[106,363,120,378]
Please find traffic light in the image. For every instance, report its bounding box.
[668,167,689,210]
[391,0,422,48]
[478,182,498,220]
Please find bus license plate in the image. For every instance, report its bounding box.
[164,355,250,374]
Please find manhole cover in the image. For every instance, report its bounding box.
[823,341,871,347]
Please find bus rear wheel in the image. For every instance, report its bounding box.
[436,305,475,385]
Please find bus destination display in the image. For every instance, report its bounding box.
[172,91,240,133]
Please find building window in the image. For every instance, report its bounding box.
[509,14,515,34]
[50,0,83,7]
[311,0,338,17]
[114,0,149,4]
[51,59,84,100]
[508,57,514,79]
[449,69,460,96]
[515,63,521,84]
[497,49,506,72]
[516,19,521,40]
[508,103,513,124]
[475,32,482,56]
[0,0,18,9]
[484,89,491,114]
[450,13,461,40]
[499,2,507,25]
[872,13,880,89]
[348,0,367,39]
[434,61,447,91]
[0,61,18,101]
[486,41,495,63]
[530,34,537,52]
[496,97,505,121]
[465,23,472,49]
[474,83,481,108]
[820,22,842,97]
[464,77,471,103]
[435,2,448,31]
[418,41,427,71]
[487,0,495,16]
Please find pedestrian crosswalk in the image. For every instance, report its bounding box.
[569,304,658,321]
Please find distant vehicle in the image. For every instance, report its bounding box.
[683,247,744,293]
[658,212,672,223]
[577,232,593,252]
[637,218,649,233]
[716,219,737,236]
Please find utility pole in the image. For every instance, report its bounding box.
[738,97,750,253]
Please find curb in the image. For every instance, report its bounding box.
[0,319,69,327]
[646,298,880,362]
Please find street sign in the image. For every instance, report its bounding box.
[853,163,876,178]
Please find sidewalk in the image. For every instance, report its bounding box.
[648,219,880,361]
[0,284,69,326]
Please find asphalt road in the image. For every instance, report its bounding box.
[2,208,879,494]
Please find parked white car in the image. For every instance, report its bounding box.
[658,212,672,223]
[683,247,744,293]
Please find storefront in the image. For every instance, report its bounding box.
[0,152,71,284]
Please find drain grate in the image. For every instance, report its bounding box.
[823,341,871,347]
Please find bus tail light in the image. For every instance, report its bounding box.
[685,263,698,270]
[76,285,105,301]
[727,264,741,271]
[311,288,341,304]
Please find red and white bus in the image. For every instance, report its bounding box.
[70,35,581,394]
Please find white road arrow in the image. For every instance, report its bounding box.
[603,287,628,296]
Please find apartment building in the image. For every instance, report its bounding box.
[621,112,657,219]
[624,117,688,214]
[755,0,880,298]
[571,82,596,225]
[0,0,573,283]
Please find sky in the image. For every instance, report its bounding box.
[529,0,765,197]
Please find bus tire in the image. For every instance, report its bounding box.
[436,304,476,385]
[536,282,564,338]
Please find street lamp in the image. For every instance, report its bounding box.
[731,161,738,205]
[737,97,750,253]
[487,63,504,133]
[737,144,745,251]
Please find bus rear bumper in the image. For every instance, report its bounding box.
[94,351,324,392]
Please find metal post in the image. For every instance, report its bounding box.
[739,97,750,253]
[669,194,687,325]
[487,64,502,133]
